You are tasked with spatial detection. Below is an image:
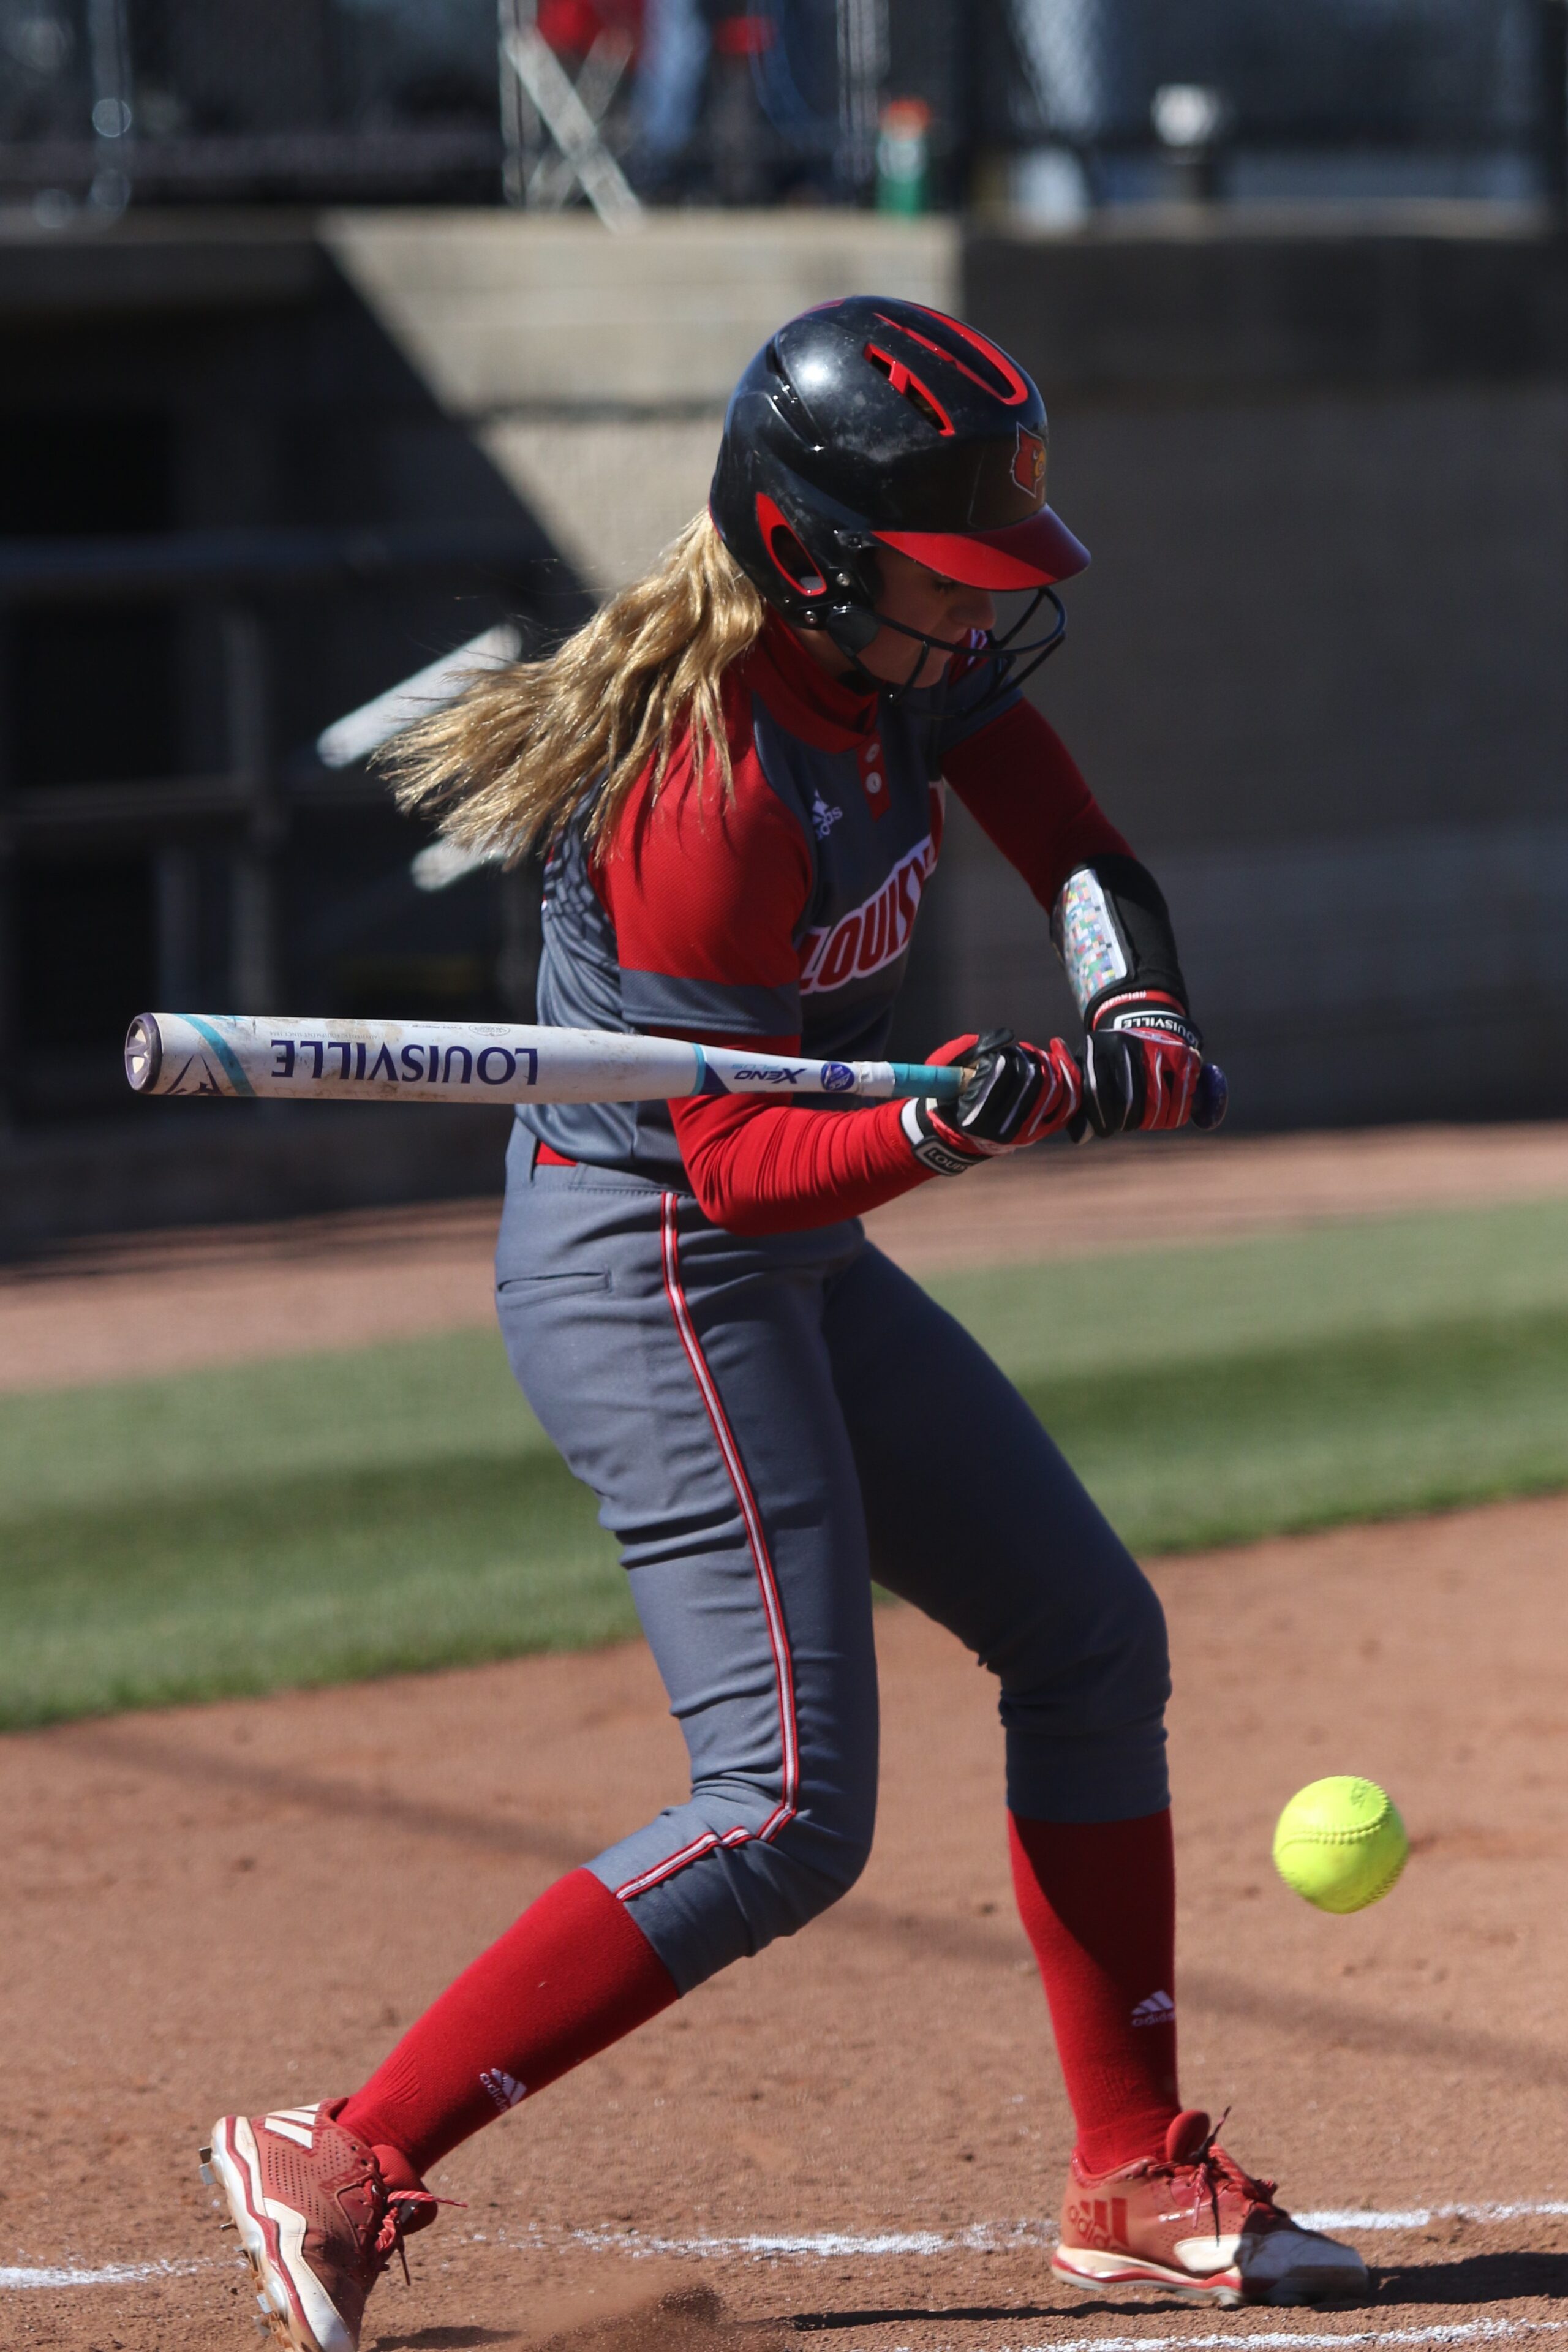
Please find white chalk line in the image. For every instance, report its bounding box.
[530,2204,1568,2262]
[0,2257,203,2290]
[10,2197,1568,2292]
[1298,2206,1568,2234]
[556,2222,1057,2260]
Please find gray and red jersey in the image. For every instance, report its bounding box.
[524,617,1129,1224]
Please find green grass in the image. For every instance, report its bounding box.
[1025,1309,1568,1555]
[4,1194,1567,1728]
[919,1193,1568,1382]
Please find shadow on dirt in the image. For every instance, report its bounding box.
[789,2309,1061,2332]
[788,2263,1568,2329]
[1374,2250,1568,2305]
[369,2329,524,2348]
[786,2291,1393,2329]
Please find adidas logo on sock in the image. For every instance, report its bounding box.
[480,2068,528,2113]
[1130,1989,1175,2028]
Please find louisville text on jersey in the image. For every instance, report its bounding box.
[800,831,938,995]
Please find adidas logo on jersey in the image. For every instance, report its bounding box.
[480,2068,528,2113]
[1130,1990,1175,2028]
[810,793,843,840]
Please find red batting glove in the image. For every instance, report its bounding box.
[1083,991,1203,1135]
[902,1027,1084,1177]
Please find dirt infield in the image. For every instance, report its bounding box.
[6,1120,1568,1392]
[9,1490,1568,2351]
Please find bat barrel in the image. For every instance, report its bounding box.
[124,1012,710,1106]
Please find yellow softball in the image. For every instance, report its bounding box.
[1272,1776,1408,1913]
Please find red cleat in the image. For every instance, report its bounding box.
[202,2101,439,2351]
[1052,2109,1368,2307]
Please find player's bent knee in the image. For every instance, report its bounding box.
[802,1809,875,1907]
[1003,1552,1170,1730]
[743,1822,873,1948]
[772,1773,875,1896]
[733,1770,876,1941]
[1075,1566,1170,1736]
[1118,1566,1171,1714]
[996,1553,1172,1820]
[626,1810,874,1994]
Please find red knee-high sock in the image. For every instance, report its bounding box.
[337,1868,677,2176]
[1008,1808,1180,2176]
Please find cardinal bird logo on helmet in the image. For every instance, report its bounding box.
[1011,426,1047,501]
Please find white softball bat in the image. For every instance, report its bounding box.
[124,1012,973,1107]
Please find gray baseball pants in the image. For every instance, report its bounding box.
[495,1134,1169,1997]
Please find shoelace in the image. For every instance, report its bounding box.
[371,2182,463,2288]
[1177,2111,1280,2244]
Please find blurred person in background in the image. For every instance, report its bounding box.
[628,0,709,190]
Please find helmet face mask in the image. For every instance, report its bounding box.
[709,296,1087,702]
[854,579,1069,704]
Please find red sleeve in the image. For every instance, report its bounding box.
[669,1050,933,1237]
[942,699,1131,913]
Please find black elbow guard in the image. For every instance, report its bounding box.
[1050,854,1197,1045]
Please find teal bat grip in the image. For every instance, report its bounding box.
[887,1060,967,1102]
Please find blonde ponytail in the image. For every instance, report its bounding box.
[383,510,767,863]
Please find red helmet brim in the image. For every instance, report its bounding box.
[875,505,1090,590]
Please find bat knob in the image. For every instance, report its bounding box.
[125,1013,163,1094]
[1191,1061,1228,1131]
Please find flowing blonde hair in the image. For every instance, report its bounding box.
[383,510,767,864]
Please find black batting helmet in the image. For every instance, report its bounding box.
[709,295,1088,680]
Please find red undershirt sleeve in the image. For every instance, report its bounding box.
[941,698,1133,913]
[669,1057,930,1237]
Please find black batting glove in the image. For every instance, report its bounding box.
[1082,994,1204,1137]
[902,1027,1084,1175]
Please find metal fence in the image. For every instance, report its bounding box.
[0,0,1559,216]
[997,0,1563,205]
[0,0,503,211]
[999,0,1552,146]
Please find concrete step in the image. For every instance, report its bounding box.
[322,209,957,587]
[321,208,959,415]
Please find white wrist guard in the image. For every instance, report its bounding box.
[1052,867,1129,1020]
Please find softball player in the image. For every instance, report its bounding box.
[206,298,1365,2350]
